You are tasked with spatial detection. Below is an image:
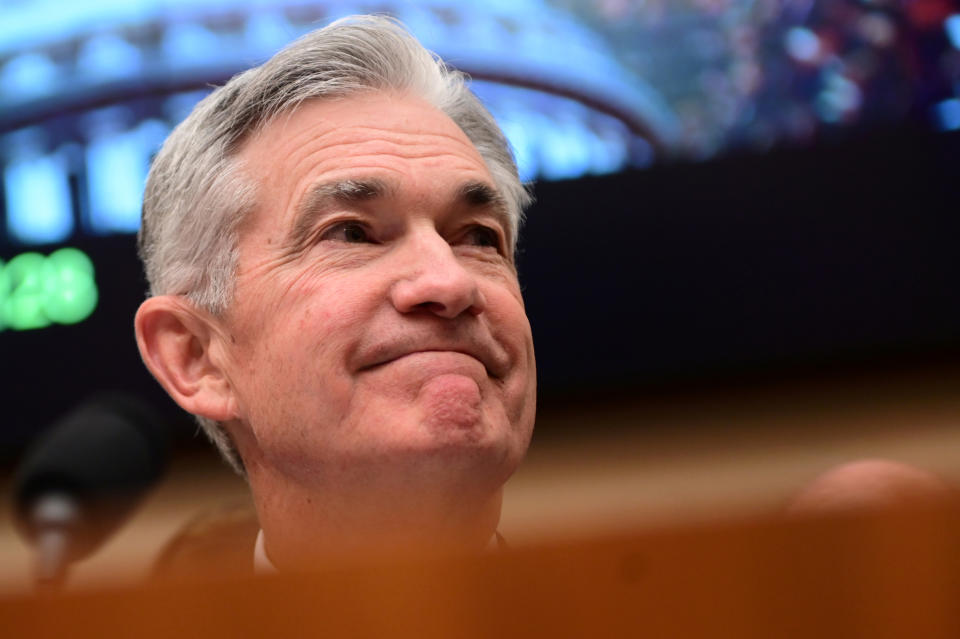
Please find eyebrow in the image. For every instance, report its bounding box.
[459,181,505,209]
[283,177,512,256]
[285,178,388,256]
[458,181,511,228]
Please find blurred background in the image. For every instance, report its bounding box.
[2,0,960,591]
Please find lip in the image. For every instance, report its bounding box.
[369,349,488,377]
[356,340,508,379]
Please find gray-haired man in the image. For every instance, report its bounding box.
[135,15,536,570]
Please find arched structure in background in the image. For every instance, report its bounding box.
[0,0,677,247]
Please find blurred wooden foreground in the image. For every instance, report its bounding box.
[4,503,960,638]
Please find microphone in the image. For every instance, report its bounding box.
[13,393,171,587]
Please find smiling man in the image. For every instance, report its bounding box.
[134,16,536,570]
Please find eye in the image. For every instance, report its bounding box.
[320,221,373,244]
[461,225,502,251]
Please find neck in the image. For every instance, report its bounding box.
[248,466,504,570]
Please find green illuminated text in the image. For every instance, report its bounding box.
[0,248,98,332]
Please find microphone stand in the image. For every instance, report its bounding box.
[29,492,80,591]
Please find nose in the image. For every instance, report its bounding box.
[389,230,486,319]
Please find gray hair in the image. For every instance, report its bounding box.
[139,15,531,473]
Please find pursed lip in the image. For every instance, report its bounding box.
[356,339,509,379]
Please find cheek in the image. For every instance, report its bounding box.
[484,288,535,414]
[486,285,533,358]
[230,275,379,423]
[247,265,378,344]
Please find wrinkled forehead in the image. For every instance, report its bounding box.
[232,91,513,236]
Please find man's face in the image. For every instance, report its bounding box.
[216,91,535,527]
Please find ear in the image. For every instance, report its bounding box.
[134,295,239,422]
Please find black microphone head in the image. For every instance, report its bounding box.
[13,392,171,564]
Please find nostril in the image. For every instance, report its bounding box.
[416,301,446,314]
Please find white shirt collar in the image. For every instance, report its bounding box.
[254,528,278,573]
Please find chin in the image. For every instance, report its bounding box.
[402,424,523,482]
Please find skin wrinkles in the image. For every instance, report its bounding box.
[285,178,513,262]
[257,119,486,224]
[285,178,387,258]
[237,208,515,322]
[207,91,534,563]
[243,148,489,267]
[287,125,486,168]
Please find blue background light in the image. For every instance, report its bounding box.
[86,119,170,235]
[4,152,73,245]
[1,53,58,101]
[946,14,960,50]
[935,99,960,132]
[0,0,671,247]
[0,0,957,247]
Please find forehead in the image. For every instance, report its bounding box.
[235,91,494,226]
